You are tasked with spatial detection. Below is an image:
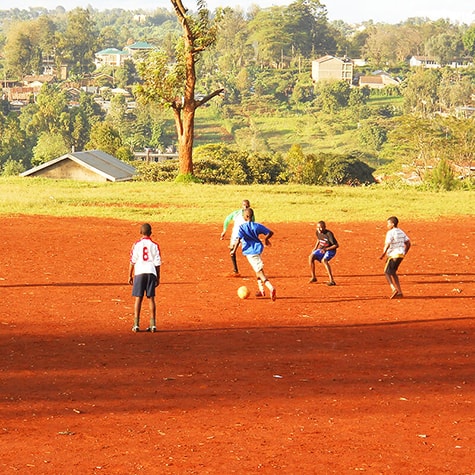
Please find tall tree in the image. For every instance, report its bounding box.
[57,8,98,75]
[135,0,223,177]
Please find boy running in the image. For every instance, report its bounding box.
[230,208,276,301]
[220,199,252,275]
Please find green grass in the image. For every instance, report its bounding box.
[1,177,473,223]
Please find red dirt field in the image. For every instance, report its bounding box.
[1,216,474,474]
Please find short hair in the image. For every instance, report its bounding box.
[387,216,399,226]
[242,199,250,208]
[317,220,326,227]
[244,208,254,220]
[140,223,152,236]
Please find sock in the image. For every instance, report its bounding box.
[257,278,265,294]
[264,280,274,292]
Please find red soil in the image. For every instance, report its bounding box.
[1,216,473,474]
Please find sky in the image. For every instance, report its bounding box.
[8,0,474,25]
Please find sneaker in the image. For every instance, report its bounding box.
[132,326,139,332]
[271,288,277,301]
[390,289,399,299]
[308,277,317,283]
[327,281,336,286]
[255,291,265,297]
[146,326,157,333]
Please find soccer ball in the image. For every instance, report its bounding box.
[237,286,250,299]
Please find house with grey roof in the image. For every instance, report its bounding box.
[21,150,136,182]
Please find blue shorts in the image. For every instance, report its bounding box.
[132,273,157,298]
[312,249,336,262]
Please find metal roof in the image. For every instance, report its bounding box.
[21,150,136,182]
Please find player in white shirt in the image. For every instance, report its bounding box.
[128,223,162,332]
[220,199,252,275]
[380,216,411,299]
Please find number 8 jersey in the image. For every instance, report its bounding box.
[130,236,162,276]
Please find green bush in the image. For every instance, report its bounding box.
[133,160,178,182]
[428,158,458,191]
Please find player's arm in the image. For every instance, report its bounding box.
[128,262,135,285]
[327,232,339,250]
[221,210,238,239]
[404,238,411,255]
[230,238,241,255]
[155,266,160,286]
[263,230,273,247]
[380,242,390,260]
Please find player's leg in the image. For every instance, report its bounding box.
[384,258,402,298]
[133,296,143,331]
[230,239,239,274]
[147,297,157,332]
[322,251,336,285]
[256,276,266,296]
[230,251,239,274]
[257,269,276,301]
[309,253,317,282]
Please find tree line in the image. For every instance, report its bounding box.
[0,1,474,188]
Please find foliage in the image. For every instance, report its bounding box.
[32,132,69,166]
[86,122,125,156]
[2,159,25,176]
[428,158,458,191]
[133,160,178,182]
[0,4,473,187]
[321,154,376,185]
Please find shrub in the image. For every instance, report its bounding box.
[133,160,178,182]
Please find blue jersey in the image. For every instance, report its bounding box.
[237,222,270,255]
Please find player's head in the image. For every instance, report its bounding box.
[242,199,250,209]
[243,208,254,221]
[140,223,152,236]
[387,216,399,228]
[317,221,326,232]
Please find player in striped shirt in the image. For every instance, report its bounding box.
[380,216,411,299]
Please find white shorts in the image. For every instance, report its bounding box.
[246,254,264,273]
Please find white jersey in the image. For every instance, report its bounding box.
[130,237,161,276]
[230,212,246,244]
[385,228,409,258]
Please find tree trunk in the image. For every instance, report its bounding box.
[173,104,195,176]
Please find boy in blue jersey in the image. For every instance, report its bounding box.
[230,208,276,301]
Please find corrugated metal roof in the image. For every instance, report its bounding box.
[21,150,136,182]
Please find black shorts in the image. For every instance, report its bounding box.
[384,257,404,275]
[132,273,157,298]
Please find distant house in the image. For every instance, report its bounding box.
[21,150,136,182]
[359,72,400,89]
[94,42,157,69]
[123,41,155,56]
[94,48,130,68]
[312,55,353,83]
[409,56,441,68]
[22,74,55,86]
